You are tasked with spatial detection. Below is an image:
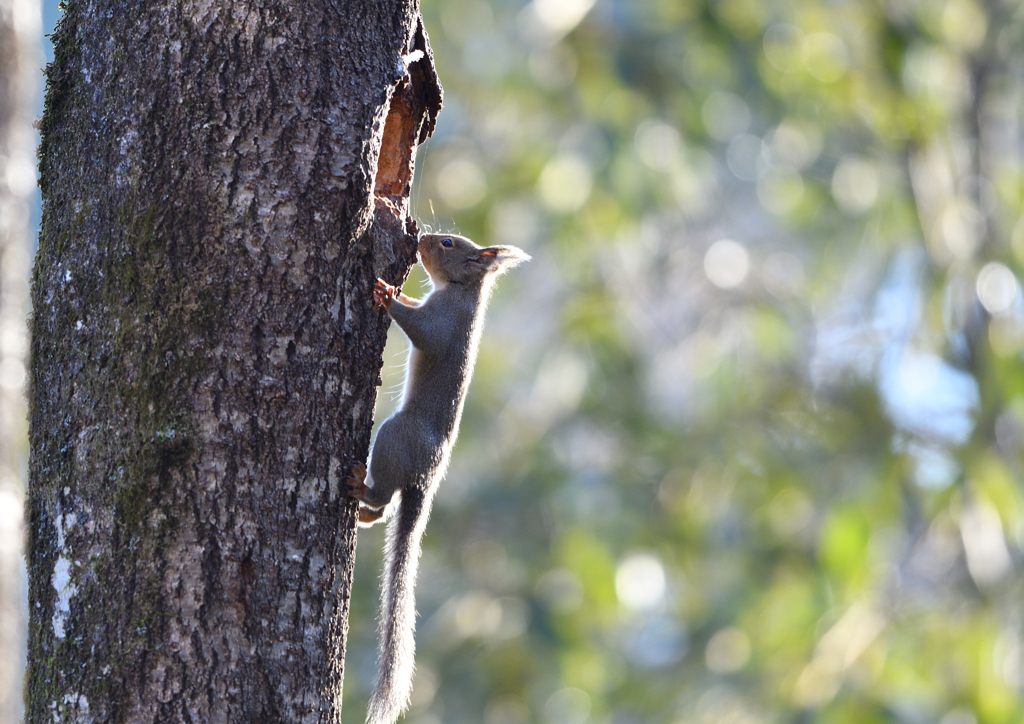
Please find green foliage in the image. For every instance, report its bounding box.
[347,1,1024,722]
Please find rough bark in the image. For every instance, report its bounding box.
[26,0,440,721]
[0,0,36,722]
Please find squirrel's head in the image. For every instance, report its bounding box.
[418,233,530,287]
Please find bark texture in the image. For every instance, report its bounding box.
[27,0,440,721]
[0,0,37,723]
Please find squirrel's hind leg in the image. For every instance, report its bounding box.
[346,462,396,526]
[358,505,388,526]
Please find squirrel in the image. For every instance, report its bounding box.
[347,232,530,724]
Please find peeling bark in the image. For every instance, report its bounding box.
[26,0,441,721]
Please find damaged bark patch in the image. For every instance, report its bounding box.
[374,83,419,204]
[373,17,442,217]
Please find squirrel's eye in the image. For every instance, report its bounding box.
[442,238,453,248]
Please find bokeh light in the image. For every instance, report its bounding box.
[704,240,750,289]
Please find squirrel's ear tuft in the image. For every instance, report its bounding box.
[484,245,531,269]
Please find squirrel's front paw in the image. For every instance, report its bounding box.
[373,279,396,309]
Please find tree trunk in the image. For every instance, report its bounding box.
[0,0,37,722]
[26,0,440,721]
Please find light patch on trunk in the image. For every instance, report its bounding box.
[51,510,78,640]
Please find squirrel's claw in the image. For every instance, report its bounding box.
[373,279,396,309]
[345,462,370,500]
[346,463,388,526]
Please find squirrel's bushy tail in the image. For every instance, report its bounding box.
[366,487,430,724]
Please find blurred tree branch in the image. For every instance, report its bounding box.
[0,0,36,720]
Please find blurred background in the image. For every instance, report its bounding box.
[346,1,1024,723]
[7,0,1024,722]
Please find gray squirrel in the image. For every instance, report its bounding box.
[347,232,530,724]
